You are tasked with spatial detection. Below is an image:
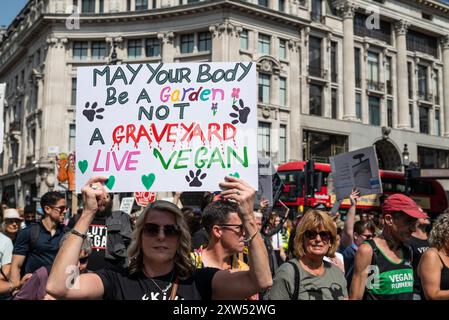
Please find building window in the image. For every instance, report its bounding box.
[419,106,429,134]
[279,39,287,60]
[303,130,348,163]
[418,65,428,100]
[279,77,287,106]
[81,0,95,13]
[311,0,322,22]
[434,69,440,105]
[145,38,160,57]
[279,125,287,163]
[309,36,322,77]
[331,41,337,83]
[198,32,212,52]
[387,99,393,128]
[180,34,194,54]
[369,96,380,126]
[279,0,285,12]
[409,103,414,128]
[71,78,77,106]
[386,56,392,94]
[367,52,379,89]
[73,41,88,60]
[309,84,323,116]
[418,146,449,169]
[240,30,249,50]
[356,93,362,119]
[258,74,270,104]
[91,41,107,60]
[135,0,148,10]
[355,48,361,88]
[258,34,271,55]
[258,0,268,7]
[406,30,438,57]
[258,122,271,157]
[353,13,392,44]
[128,39,142,58]
[331,88,337,119]
[435,109,441,136]
[69,124,76,152]
[408,62,413,99]
[99,0,104,12]
[127,0,131,10]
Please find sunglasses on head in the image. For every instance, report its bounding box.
[304,230,331,241]
[142,223,181,238]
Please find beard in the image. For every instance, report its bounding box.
[97,197,113,216]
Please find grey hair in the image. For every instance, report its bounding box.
[61,231,92,256]
[429,213,449,250]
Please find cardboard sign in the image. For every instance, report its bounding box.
[255,158,283,207]
[134,191,157,207]
[119,197,135,215]
[75,63,258,192]
[330,146,382,201]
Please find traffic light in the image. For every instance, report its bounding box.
[305,160,315,197]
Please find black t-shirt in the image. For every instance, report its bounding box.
[405,236,429,295]
[87,215,109,271]
[95,267,219,300]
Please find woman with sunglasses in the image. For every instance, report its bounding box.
[268,209,347,300]
[47,175,272,300]
[1,209,23,243]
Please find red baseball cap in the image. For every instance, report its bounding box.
[382,194,428,219]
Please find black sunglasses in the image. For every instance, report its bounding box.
[304,230,331,241]
[143,223,181,238]
[79,257,89,264]
[49,205,68,213]
[217,224,244,233]
[4,218,22,224]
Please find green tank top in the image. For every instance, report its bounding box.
[363,239,414,300]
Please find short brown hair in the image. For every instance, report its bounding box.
[293,209,338,258]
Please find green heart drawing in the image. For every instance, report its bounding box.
[78,160,88,174]
[229,172,240,178]
[105,176,115,190]
[141,173,156,190]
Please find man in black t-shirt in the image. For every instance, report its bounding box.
[405,217,430,300]
[69,193,132,271]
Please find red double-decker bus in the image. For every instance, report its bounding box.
[277,161,448,219]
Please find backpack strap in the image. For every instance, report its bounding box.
[28,223,41,252]
[287,260,300,300]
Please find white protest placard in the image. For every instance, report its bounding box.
[330,146,382,201]
[75,63,257,192]
[120,197,135,215]
[0,83,5,154]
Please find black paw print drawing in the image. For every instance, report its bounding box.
[229,99,251,125]
[185,169,207,187]
[82,102,104,122]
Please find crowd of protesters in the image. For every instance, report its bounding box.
[0,174,448,300]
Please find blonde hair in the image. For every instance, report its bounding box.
[293,209,338,258]
[127,203,194,279]
[429,213,449,251]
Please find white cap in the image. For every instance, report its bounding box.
[3,208,23,220]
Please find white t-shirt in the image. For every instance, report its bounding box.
[0,232,13,268]
[271,232,284,251]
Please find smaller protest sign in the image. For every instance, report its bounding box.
[120,197,134,215]
[134,191,157,207]
[330,146,382,201]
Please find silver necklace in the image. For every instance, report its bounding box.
[148,271,174,294]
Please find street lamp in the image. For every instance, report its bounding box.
[402,144,410,195]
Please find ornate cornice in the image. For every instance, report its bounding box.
[441,34,449,50]
[332,0,356,19]
[394,20,410,36]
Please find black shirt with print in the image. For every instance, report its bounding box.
[96,267,219,300]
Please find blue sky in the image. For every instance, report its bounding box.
[0,0,28,27]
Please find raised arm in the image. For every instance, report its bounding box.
[211,176,272,300]
[419,249,449,300]
[349,243,372,300]
[341,189,360,248]
[46,176,108,300]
